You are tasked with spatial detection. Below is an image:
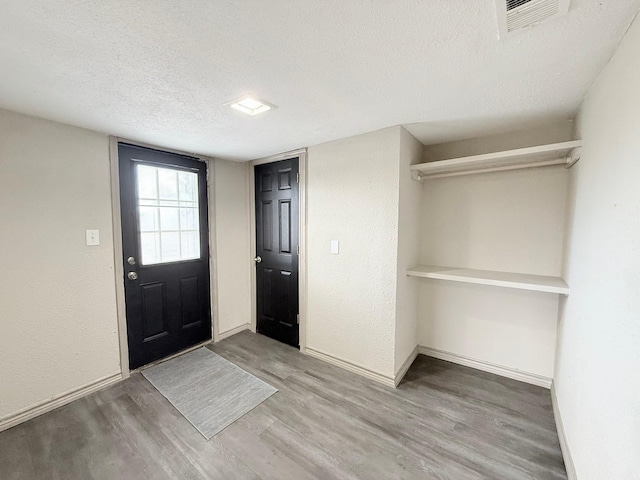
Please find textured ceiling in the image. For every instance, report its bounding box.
[0,1,638,160]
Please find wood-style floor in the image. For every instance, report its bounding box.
[0,331,567,479]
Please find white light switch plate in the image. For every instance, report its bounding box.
[330,240,339,254]
[86,230,100,246]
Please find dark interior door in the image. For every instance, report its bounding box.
[255,158,299,347]
[119,144,211,369]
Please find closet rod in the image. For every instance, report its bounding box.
[416,158,568,181]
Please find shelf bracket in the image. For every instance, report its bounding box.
[411,170,424,182]
[565,147,582,169]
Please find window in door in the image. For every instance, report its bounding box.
[135,164,200,265]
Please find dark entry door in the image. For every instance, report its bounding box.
[255,158,299,347]
[119,144,211,369]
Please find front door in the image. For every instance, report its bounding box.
[254,158,299,347]
[119,144,211,369]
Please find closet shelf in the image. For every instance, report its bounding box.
[411,140,582,181]
[406,265,570,295]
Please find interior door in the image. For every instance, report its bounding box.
[118,143,211,369]
[255,158,299,347]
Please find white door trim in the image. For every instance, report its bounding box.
[249,149,307,352]
[109,136,130,378]
[108,137,218,378]
[206,156,221,343]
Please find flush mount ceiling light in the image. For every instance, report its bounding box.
[226,95,275,116]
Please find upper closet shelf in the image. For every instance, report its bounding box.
[406,265,570,295]
[411,140,582,181]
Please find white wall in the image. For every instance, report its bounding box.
[306,127,400,377]
[394,128,423,372]
[213,159,252,335]
[423,121,574,162]
[418,130,572,379]
[555,15,640,479]
[420,167,569,276]
[0,109,121,420]
[419,282,560,377]
[0,108,249,424]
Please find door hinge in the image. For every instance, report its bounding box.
[297,314,299,325]
[296,172,299,183]
[297,244,299,255]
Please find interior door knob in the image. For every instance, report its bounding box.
[127,271,138,280]
[254,256,262,264]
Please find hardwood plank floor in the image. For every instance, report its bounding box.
[0,331,567,479]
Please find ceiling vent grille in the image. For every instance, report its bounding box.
[496,0,570,38]
[507,0,536,11]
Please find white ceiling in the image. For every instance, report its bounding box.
[0,1,638,161]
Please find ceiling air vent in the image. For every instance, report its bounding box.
[495,0,570,38]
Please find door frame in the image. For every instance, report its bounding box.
[109,136,219,379]
[249,149,307,352]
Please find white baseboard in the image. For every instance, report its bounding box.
[394,345,418,387]
[218,324,251,341]
[417,346,552,388]
[551,383,577,480]
[305,347,396,388]
[0,373,122,433]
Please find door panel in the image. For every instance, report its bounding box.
[279,200,291,253]
[140,282,167,341]
[259,268,274,320]
[255,158,299,347]
[278,168,292,190]
[119,144,211,369]
[261,200,273,251]
[180,277,200,328]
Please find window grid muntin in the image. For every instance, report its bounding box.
[135,164,200,265]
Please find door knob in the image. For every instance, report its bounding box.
[127,271,138,280]
[127,256,136,265]
[254,256,262,264]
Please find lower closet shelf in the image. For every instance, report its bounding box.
[406,265,569,295]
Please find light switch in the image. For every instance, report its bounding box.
[330,240,339,255]
[86,230,100,246]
